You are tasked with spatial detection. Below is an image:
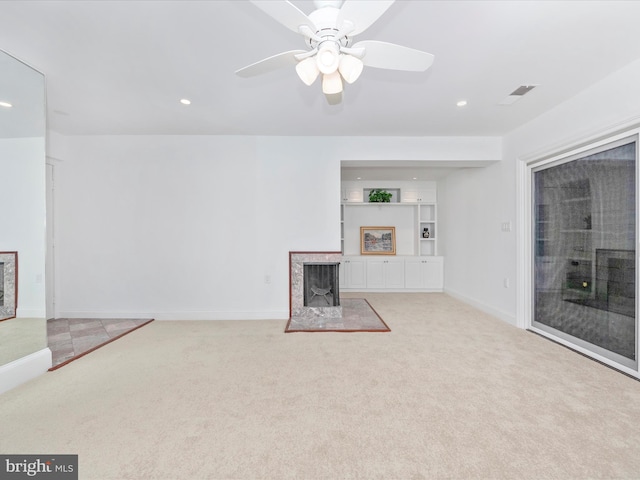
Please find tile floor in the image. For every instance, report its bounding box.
[47,318,153,368]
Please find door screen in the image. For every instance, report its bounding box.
[533,139,637,368]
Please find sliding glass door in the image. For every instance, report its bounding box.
[532,136,637,370]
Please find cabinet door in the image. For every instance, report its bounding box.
[348,257,367,288]
[365,259,385,288]
[423,257,444,289]
[404,257,443,289]
[401,189,437,203]
[342,182,363,203]
[386,259,405,288]
[342,256,367,289]
[366,258,404,288]
[404,258,424,288]
[401,189,419,203]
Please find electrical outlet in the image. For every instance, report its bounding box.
[501,221,512,232]
[503,277,510,288]
[264,275,271,284]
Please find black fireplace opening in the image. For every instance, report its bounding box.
[303,263,340,307]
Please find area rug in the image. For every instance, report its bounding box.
[285,298,390,333]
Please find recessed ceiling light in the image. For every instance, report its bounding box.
[356,177,361,180]
[180,98,191,105]
[0,101,12,108]
[456,100,467,107]
[412,177,418,180]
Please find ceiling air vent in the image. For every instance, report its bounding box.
[498,84,538,105]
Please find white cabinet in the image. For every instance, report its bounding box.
[341,182,363,203]
[340,256,444,292]
[366,258,405,289]
[401,188,437,203]
[404,257,444,290]
[340,256,367,289]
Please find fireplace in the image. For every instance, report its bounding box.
[290,252,342,320]
[303,263,340,307]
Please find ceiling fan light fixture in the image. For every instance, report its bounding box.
[316,42,341,74]
[338,54,363,84]
[322,70,343,94]
[238,1,436,106]
[295,57,320,86]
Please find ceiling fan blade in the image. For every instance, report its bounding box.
[337,0,395,36]
[325,91,343,105]
[235,50,307,77]
[353,40,434,71]
[250,0,317,34]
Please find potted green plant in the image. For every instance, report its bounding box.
[368,189,392,203]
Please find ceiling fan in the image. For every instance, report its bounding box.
[235,0,434,105]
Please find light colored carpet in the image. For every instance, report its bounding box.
[2,292,640,479]
[0,317,47,365]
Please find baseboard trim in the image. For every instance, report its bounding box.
[0,348,52,395]
[444,288,517,326]
[56,311,290,321]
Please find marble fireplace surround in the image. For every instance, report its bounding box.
[289,251,342,320]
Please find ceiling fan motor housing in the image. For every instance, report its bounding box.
[307,7,352,48]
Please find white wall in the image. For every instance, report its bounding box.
[50,135,500,320]
[0,137,46,317]
[440,158,517,324]
[441,58,640,327]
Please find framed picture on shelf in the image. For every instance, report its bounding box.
[360,226,396,255]
[0,251,18,321]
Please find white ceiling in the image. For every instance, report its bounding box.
[2,0,640,141]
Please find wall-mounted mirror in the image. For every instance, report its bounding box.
[0,49,47,381]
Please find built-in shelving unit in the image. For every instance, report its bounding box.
[418,203,437,256]
[339,181,443,292]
